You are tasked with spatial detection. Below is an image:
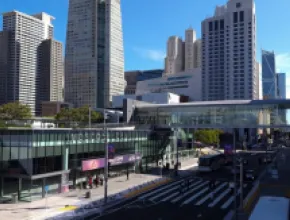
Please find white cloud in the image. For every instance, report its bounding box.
[133,48,165,62]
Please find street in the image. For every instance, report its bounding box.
[87,151,271,220]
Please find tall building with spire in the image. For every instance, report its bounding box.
[201,0,258,101]
[65,0,125,108]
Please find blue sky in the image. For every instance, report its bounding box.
[1,0,290,95]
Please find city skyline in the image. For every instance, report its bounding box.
[1,0,290,97]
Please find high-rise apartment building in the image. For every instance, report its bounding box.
[65,0,125,109]
[164,36,184,75]
[37,39,64,113]
[164,28,201,75]
[0,11,63,115]
[277,73,286,99]
[262,50,277,99]
[201,0,258,101]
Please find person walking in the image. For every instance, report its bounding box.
[88,175,93,189]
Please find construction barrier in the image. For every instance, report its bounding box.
[123,178,171,199]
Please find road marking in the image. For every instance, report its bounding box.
[161,192,180,202]
[195,182,228,206]
[149,183,185,201]
[221,188,242,209]
[171,181,207,203]
[208,188,231,207]
[182,187,209,205]
[138,177,194,200]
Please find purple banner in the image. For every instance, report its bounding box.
[82,158,105,171]
[82,153,141,171]
[109,153,141,166]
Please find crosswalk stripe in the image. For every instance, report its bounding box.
[149,184,183,201]
[171,181,207,203]
[182,187,209,205]
[138,177,194,200]
[208,188,231,207]
[221,188,242,209]
[195,182,228,206]
[161,192,180,202]
[154,180,202,202]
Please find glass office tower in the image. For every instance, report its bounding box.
[262,50,277,99]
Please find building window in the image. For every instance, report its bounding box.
[220,19,224,30]
[234,12,238,23]
[215,20,219,31]
[240,11,244,22]
[236,2,241,8]
[209,22,213,31]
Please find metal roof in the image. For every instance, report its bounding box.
[136,99,290,109]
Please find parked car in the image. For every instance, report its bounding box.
[244,169,256,181]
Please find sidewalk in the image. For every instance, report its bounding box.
[0,158,198,220]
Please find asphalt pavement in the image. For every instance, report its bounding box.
[92,176,252,220]
[85,152,271,220]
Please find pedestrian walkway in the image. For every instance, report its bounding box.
[130,176,252,214]
[0,158,198,220]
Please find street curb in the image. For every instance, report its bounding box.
[123,178,172,199]
[240,154,278,216]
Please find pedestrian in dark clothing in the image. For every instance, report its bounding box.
[95,176,99,187]
[88,176,93,189]
[126,166,129,180]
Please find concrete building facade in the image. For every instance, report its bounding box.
[136,68,202,101]
[277,73,286,99]
[37,39,64,113]
[0,11,62,115]
[201,0,258,101]
[65,0,125,109]
[124,69,163,95]
[164,28,201,76]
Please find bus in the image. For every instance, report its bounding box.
[249,196,289,220]
[198,154,225,172]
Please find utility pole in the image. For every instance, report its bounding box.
[233,128,237,220]
[88,105,91,129]
[240,160,243,211]
[103,96,108,204]
[104,126,108,204]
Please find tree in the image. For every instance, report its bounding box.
[55,105,103,124]
[194,129,223,145]
[0,102,32,120]
[55,108,73,121]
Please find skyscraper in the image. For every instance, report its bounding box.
[262,50,277,99]
[164,36,184,75]
[201,0,258,101]
[37,39,64,113]
[0,11,63,115]
[277,73,286,99]
[164,28,201,75]
[65,0,125,109]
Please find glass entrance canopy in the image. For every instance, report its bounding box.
[132,99,290,128]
